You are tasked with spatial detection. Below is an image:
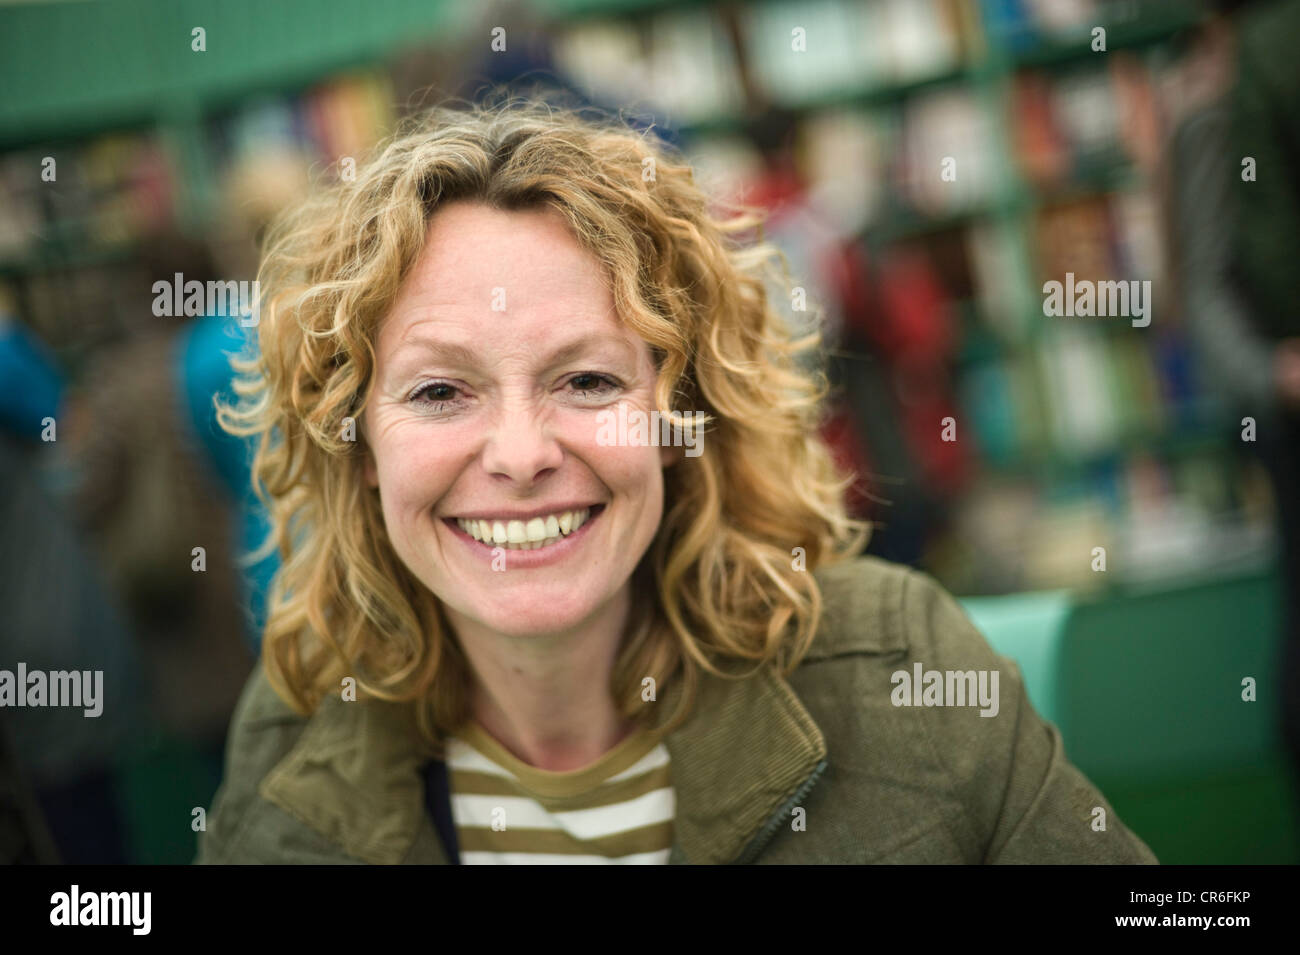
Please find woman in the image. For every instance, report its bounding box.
[198,99,1156,865]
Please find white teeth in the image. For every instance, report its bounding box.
[455,507,598,550]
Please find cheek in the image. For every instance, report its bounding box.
[562,404,666,487]
[567,415,659,490]
[372,418,459,511]
[595,443,666,514]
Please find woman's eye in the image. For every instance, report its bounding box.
[410,382,460,407]
[567,373,617,396]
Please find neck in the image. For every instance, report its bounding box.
[447,585,637,772]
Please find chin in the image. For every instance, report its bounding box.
[472,604,594,639]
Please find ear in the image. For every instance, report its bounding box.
[659,443,684,469]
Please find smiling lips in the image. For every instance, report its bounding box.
[452,506,599,551]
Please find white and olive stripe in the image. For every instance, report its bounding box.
[447,721,675,864]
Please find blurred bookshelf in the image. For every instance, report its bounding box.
[0,0,1276,597]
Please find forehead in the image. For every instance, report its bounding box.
[375,201,624,358]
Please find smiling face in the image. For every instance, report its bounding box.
[363,201,676,641]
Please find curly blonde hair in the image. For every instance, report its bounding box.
[218,97,869,757]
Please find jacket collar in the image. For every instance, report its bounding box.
[656,663,828,863]
[258,662,828,865]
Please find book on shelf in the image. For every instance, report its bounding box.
[1039,322,1122,458]
[744,0,885,106]
[1011,51,1163,190]
[1012,71,1072,186]
[551,19,649,113]
[965,219,1036,341]
[878,0,962,82]
[900,86,998,216]
[798,108,893,237]
[647,6,743,125]
[742,0,962,107]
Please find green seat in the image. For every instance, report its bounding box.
[963,569,1298,863]
[959,590,1071,730]
[1061,571,1283,779]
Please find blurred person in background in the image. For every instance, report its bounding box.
[1166,0,1300,825]
[0,280,146,863]
[1226,0,1300,824]
[194,147,314,648]
[735,107,955,568]
[1,222,279,860]
[64,232,256,746]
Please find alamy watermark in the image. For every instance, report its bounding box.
[0,663,103,717]
[891,662,1000,717]
[1042,272,1151,328]
[50,885,150,935]
[152,272,259,326]
[596,402,703,457]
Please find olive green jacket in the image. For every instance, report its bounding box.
[195,556,1158,864]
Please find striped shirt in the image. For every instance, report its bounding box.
[446,720,675,864]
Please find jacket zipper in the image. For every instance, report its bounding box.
[729,758,828,864]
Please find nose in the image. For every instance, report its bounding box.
[480,399,563,486]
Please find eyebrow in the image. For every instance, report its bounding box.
[389,333,638,375]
